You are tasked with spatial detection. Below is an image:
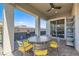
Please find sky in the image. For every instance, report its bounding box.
[0,3,46,28]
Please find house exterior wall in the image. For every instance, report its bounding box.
[50,12,71,19]
[72,4,79,52]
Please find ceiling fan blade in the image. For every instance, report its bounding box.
[54,6,61,9]
[47,8,52,12]
[50,3,54,8]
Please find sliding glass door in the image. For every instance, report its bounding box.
[50,21,57,37]
[50,19,64,38]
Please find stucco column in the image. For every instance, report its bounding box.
[3,4,14,55]
[35,16,40,41]
[46,20,50,36]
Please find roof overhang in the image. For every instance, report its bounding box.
[10,3,73,20]
[11,3,49,20]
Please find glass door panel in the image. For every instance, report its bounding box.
[50,19,64,38]
[50,21,56,37]
[57,19,64,38]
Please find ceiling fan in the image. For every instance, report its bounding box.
[47,3,61,12]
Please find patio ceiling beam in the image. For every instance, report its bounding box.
[11,3,49,20]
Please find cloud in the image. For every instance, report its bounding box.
[15,21,35,28]
[15,21,26,26]
[15,20,46,28]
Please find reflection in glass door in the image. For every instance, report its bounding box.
[50,19,64,38]
[57,19,64,38]
[50,21,56,37]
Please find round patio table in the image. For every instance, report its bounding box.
[28,35,52,55]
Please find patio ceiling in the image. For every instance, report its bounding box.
[28,3,73,19]
[12,3,73,20]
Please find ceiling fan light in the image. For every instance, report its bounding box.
[52,8,54,9]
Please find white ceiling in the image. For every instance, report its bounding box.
[28,3,73,18]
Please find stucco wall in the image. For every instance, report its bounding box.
[72,3,79,16]
[50,12,71,19]
[72,3,79,52]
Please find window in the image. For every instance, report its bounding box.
[40,18,46,35]
[0,3,3,44]
[14,8,36,41]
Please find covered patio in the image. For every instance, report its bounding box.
[2,3,79,56]
[13,40,79,56]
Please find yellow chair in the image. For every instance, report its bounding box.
[18,40,33,55]
[34,49,48,56]
[23,39,30,47]
[18,46,25,54]
[50,40,58,48]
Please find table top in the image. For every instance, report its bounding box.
[28,35,52,44]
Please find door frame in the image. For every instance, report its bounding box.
[49,17,66,40]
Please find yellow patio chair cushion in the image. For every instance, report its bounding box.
[18,44,33,53]
[50,40,58,48]
[23,39,29,45]
[23,43,31,47]
[34,49,48,56]
[23,39,33,47]
[18,46,25,53]
[18,40,33,53]
[24,44,33,51]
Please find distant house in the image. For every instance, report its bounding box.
[0,23,35,33]
[0,22,2,33]
[0,23,46,33]
[14,25,35,33]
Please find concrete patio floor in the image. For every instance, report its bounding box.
[48,40,79,56]
[0,40,79,56]
[13,40,79,56]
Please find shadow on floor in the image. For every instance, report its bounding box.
[11,40,79,56]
